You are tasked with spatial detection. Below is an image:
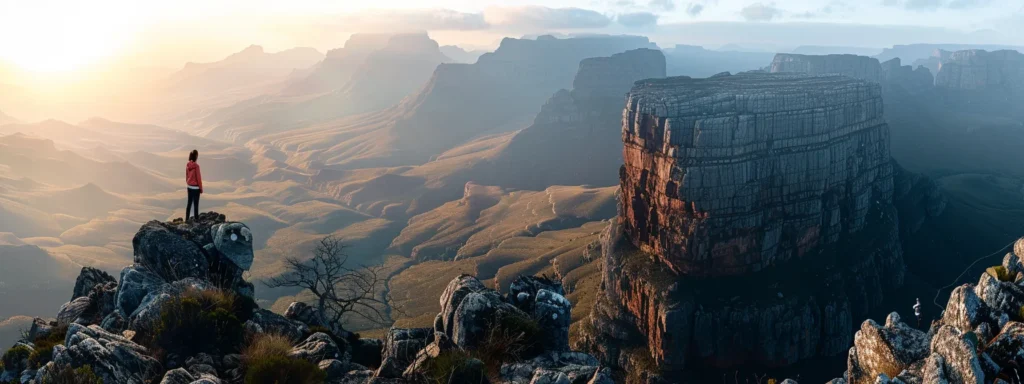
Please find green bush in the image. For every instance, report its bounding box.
[2,344,31,371]
[38,364,103,384]
[143,288,246,358]
[987,266,1013,282]
[28,325,69,369]
[243,355,326,384]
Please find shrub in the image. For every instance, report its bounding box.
[243,355,326,384]
[987,266,1013,282]
[417,349,486,384]
[39,364,103,384]
[2,344,31,371]
[28,325,69,369]
[242,333,293,364]
[143,288,246,357]
[459,310,543,380]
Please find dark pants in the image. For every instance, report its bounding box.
[186,188,200,221]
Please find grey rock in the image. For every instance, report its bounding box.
[72,267,117,301]
[318,359,346,381]
[451,290,523,349]
[987,321,1024,372]
[116,265,166,317]
[56,297,92,326]
[210,223,254,270]
[27,318,55,341]
[975,272,1024,318]
[847,313,930,383]
[374,328,434,378]
[529,370,570,384]
[132,220,209,282]
[439,275,487,337]
[351,337,383,370]
[127,278,214,334]
[771,53,882,82]
[929,325,983,384]
[247,309,309,343]
[533,289,572,352]
[161,368,196,384]
[942,285,989,334]
[284,302,351,340]
[289,332,344,363]
[59,323,162,383]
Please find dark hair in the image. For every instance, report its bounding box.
[189,150,199,162]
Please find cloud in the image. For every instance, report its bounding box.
[741,3,783,21]
[649,0,676,11]
[687,3,706,16]
[617,12,660,27]
[484,6,612,29]
[333,9,488,32]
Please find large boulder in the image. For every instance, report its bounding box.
[508,276,572,352]
[245,309,309,343]
[974,273,1024,318]
[56,297,93,326]
[508,275,565,313]
[987,321,1024,370]
[289,332,345,363]
[929,325,985,384]
[210,223,254,270]
[439,275,488,336]
[451,290,524,349]
[57,323,162,383]
[375,328,435,378]
[132,221,209,282]
[116,265,166,317]
[127,278,214,334]
[72,267,117,301]
[284,302,351,340]
[846,313,930,383]
[941,285,990,334]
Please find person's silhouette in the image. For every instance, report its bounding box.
[185,150,203,221]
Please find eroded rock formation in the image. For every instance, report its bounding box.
[771,54,883,82]
[934,49,1024,91]
[831,238,1024,383]
[579,73,914,379]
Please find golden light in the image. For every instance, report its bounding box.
[0,1,144,73]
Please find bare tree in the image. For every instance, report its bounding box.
[266,236,390,332]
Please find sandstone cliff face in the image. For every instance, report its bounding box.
[620,73,893,276]
[479,48,667,190]
[934,49,1024,91]
[771,54,883,83]
[579,73,915,378]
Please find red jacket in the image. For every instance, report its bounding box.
[186,161,203,192]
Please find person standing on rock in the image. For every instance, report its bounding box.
[185,149,203,221]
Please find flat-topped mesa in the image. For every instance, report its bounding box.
[934,49,1024,91]
[621,73,894,276]
[571,48,666,100]
[770,53,883,83]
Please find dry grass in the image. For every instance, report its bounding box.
[243,333,294,362]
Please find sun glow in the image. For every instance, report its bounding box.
[0,1,144,73]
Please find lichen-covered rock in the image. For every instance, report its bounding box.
[846,313,929,384]
[374,328,434,378]
[127,278,214,334]
[289,332,345,363]
[439,275,487,337]
[532,289,572,352]
[451,290,522,349]
[71,267,117,301]
[974,272,1024,318]
[133,220,210,282]
[210,222,254,270]
[284,302,351,340]
[160,368,195,384]
[929,325,984,384]
[319,359,346,381]
[58,323,161,383]
[941,285,989,334]
[115,265,166,317]
[987,321,1024,370]
[246,309,309,343]
[56,297,92,326]
[508,275,565,312]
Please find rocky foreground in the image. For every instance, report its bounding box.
[829,239,1024,384]
[0,213,612,384]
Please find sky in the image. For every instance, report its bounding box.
[0,0,1022,72]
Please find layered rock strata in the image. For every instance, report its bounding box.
[771,54,883,83]
[579,73,910,376]
[934,49,1024,91]
[480,48,667,190]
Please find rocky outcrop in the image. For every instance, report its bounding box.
[771,54,883,82]
[620,73,894,276]
[377,275,610,383]
[579,73,911,379]
[934,50,1024,91]
[880,58,934,94]
[832,238,1024,383]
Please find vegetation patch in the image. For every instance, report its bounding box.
[142,288,248,358]
[242,333,325,384]
[39,364,103,384]
[2,344,31,371]
[417,349,486,384]
[987,266,1014,282]
[28,325,69,369]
